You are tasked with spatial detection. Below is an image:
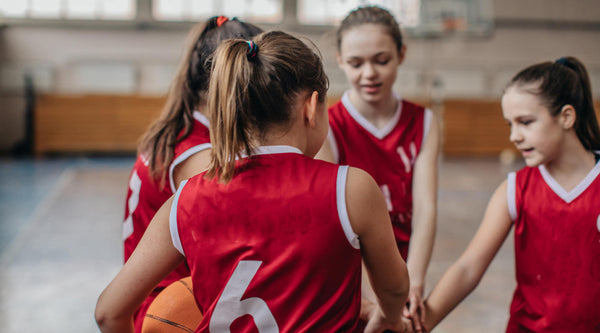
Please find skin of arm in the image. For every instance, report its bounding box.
[346,167,410,332]
[95,197,185,333]
[173,148,212,189]
[405,114,440,329]
[423,180,513,331]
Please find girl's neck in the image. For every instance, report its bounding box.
[543,135,596,192]
[348,90,398,129]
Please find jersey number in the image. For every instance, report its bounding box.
[122,171,141,240]
[210,260,279,332]
[397,142,417,174]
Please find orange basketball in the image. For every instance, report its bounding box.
[142,277,203,333]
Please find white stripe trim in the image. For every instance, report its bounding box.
[239,145,303,158]
[507,172,517,221]
[193,110,210,128]
[341,91,402,140]
[168,143,212,193]
[336,165,360,249]
[170,179,187,256]
[422,108,433,149]
[539,161,600,203]
[326,127,339,164]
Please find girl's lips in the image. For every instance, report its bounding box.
[361,83,382,94]
[520,148,534,157]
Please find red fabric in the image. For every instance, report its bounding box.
[122,115,210,332]
[174,152,362,332]
[506,165,600,332]
[328,96,426,259]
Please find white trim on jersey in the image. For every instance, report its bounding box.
[341,91,402,140]
[170,179,187,256]
[240,145,303,158]
[168,143,212,193]
[337,165,360,249]
[326,126,340,164]
[422,108,433,149]
[193,110,210,128]
[539,161,600,204]
[507,172,517,221]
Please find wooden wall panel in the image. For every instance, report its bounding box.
[33,94,600,156]
[34,94,165,154]
[442,99,512,156]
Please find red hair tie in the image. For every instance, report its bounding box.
[216,16,229,27]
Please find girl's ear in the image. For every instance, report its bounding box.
[336,52,344,69]
[559,104,576,130]
[397,44,406,66]
[304,91,319,128]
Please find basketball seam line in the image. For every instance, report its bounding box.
[145,314,195,333]
[179,279,194,294]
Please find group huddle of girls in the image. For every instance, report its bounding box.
[95,5,600,333]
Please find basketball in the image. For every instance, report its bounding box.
[142,277,203,333]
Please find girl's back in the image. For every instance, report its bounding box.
[172,147,362,331]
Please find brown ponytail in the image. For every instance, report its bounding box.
[206,31,329,183]
[138,17,262,188]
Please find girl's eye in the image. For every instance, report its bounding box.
[348,62,361,68]
[377,59,390,65]
[521,120,533,125]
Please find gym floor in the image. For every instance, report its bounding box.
[0,154,521,332]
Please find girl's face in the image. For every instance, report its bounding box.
[502,87,565,167]
[337,24,403,106]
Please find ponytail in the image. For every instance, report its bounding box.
[560,57,600,151]
[138,17,262,188]
[206,31,329,183]
[205,40,255,182]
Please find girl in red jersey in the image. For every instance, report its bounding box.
[97,30,411,332]
[419,57,600,332]
[316,6,440,330]
[121,16,262,332]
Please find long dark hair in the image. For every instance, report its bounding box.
[138,17,262,187]
[507,56,600,151]
[206,31,329,183]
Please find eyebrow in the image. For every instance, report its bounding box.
[345,51,390,60]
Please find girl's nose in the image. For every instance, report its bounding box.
[362,62,377,78]
[509,126,522,144]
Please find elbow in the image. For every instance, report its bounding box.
[453,259,485,293]
[94,302,110,330]
[385,263,411,303]
[94,296,126,332]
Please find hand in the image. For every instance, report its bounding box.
[403,287,426,332]
[364,306,407,333]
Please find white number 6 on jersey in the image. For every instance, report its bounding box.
[210,260,279,332]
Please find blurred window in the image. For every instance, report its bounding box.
[152,0,283,23]
[297,0,420,27]
[0,0,135,20]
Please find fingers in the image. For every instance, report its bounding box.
[402,315,415,333]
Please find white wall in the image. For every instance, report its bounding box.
[1,0,600,151]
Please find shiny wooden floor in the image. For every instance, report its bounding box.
[0,155,522,332]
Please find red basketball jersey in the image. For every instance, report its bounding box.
[328,92,432,258]
[506,162,600,332]
[122,111,210,332]
[170,146,363,332]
